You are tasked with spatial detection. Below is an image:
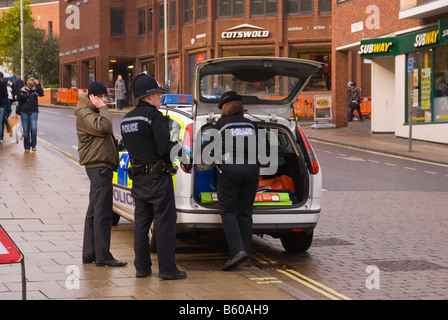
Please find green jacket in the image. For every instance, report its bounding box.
[74,93,119,171]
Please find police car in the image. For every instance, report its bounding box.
[113,57,324,252]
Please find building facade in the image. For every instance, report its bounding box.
[59,0,333,105]
[332,0,448,144]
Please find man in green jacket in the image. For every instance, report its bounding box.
[75,81,126,267]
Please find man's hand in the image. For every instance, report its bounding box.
[89,94,107,109]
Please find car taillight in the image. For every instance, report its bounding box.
[180,123,193,173]
[297,126,319,175]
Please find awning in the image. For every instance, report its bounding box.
[359,20,448,58]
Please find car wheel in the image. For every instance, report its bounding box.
[149,222,157,253]
[112,212,120,226]
[280,231,313,252]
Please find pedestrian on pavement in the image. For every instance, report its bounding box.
[347,81,353,118]
[348,82,363,122]
[0,78,12,143]
[114,75,126,110]
[120,72,186,280]
[0,73,6,143]
[75,81,127,268]
[16,77,45,152]
[213,91,259,271]
[14,76,25,100]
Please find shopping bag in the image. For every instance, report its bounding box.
[9,115,23,144]
[5,115,13,133]
[16,116,23,141]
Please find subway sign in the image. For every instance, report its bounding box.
[358,41,394,55]
[359,20,448,58]
[414,30,439,48]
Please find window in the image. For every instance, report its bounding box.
[218,0,244,17]
[159,3,164,31]
[319,0,331,13]
[148,7,153,33]
[434,46,448,122]
[291,47,331,91]
[110,9,125,36]
[197,0,208,20]
[251,0,277,15]
[184,0,193,24]
[285,0,313,14]
[171,0,177,27]
[138,8,145,35]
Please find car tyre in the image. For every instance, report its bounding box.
[280,231,313,253]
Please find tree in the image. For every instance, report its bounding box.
[0,0,34,66]
[0,0,60,86]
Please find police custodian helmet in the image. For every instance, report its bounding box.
[132,73,165,102]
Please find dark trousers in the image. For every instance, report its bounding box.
[83,167,114,263]
[132,173,177,274]
[349,102,363,121]
[217,164,259,258]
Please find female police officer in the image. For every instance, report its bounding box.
[213,91,260,271]
[120,73,186,280]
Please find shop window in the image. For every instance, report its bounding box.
[251,0,277,16]
[110,9,125,36]
[218,0,245,17]
[291,48,331,91]
[138,8,145,35]
[285,0,313,14]
[434,46,448,122]
[407,49,433,124]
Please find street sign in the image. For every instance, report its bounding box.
[0,225,26,299]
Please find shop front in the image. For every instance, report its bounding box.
[360,20,448,144]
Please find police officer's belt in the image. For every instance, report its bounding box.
[128,160,177,180]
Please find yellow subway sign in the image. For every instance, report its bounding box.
[358,41,394,55]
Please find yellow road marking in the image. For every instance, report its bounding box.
[311,139,448,168]
[424,171,437,175]
[254,252,350,300]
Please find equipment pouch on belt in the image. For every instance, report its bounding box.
[127,160,178,180]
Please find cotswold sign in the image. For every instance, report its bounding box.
[221,24,270,39]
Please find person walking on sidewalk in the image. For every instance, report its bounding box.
[114,75,126,110]
[120,73,186,280]
[16,77,45,152]
[348,82,363,122]
[75,81,127,268]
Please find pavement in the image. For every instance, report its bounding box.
[0,106,447,301]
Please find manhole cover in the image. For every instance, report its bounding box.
[312,237,353,247]
[364,259,447,272]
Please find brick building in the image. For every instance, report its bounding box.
[332,0,448,144]
[59,0,333,105]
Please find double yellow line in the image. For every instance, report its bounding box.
[253,252,351,300]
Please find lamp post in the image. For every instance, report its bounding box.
[20,0,24,79]
[164,0,168,91]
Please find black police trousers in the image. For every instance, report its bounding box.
[131,173,177,274]
[217,164,260,258]
[83,167,114,263]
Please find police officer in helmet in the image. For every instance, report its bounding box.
[120,73,186,280]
